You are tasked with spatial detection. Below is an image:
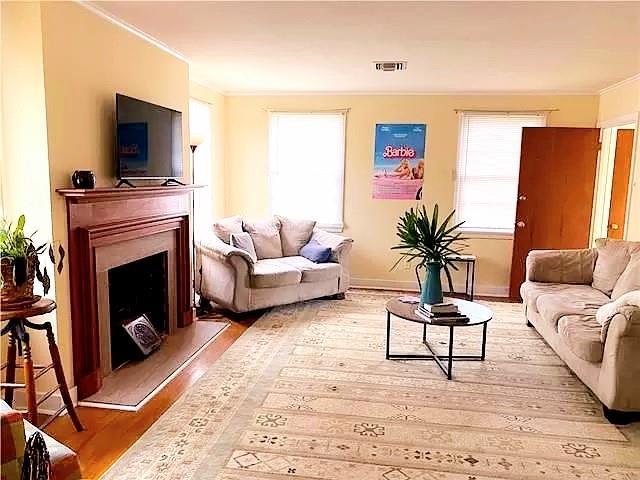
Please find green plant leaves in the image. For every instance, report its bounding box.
[391,203,467,274]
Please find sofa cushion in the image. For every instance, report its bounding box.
[520,282,597,314]
[230,232,257,262]
[592,238,640,296]
[243,218,284,259]
[300,240,332,263]
[557,314,604,363]
[278,256,341,283]
[526,249,597,284]
[536,286,609,328]
[276,215,316,257]
[611,252,640,300]
[250,259,302,288]
[212,216,243,244]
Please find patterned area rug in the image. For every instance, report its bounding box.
[103,291,640,480]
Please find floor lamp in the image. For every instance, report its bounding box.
[190,135,203,313]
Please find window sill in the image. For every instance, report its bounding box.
[459,228,514,240]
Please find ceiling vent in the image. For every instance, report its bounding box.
[374,61,407,72]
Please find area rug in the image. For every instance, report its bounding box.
[102,291,640,479]
[82,320,228,409]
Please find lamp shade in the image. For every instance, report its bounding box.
[190,132,205,148]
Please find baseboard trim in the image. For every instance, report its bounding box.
[351,278,509,298]
[10,386,78,416]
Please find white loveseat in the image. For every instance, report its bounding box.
[196,216,353,313]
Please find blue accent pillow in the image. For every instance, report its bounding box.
[300,240,332,263]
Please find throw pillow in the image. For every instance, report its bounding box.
[243,218,283,259]
[230,232,257,262]
[300,239,332,263]
[212,216,243,244]
[591,238,639,296]
[276,215,317,256]
[611,252,640,300]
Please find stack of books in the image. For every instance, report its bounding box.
[415,302,469,324]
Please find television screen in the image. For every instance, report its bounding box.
[116,94,183,179]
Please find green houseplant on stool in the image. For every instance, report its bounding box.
[1,214,62,309]
[392,205,466,305]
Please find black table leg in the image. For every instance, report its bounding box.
[481,322,488,360]
[470,261,476,301]
[447,327,454,379]
[385,311,391,360]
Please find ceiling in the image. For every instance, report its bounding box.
[92,1,640,94]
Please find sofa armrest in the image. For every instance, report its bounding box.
[598,307,640,411]
[311,228,353,264]
[196,233,253,312]
[525,248,596,284]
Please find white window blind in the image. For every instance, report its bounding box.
[268,112,346,231]
[455,112,546,233]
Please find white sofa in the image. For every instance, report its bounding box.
[196,217,353,313]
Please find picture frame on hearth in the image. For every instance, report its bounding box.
[122,314,162,356]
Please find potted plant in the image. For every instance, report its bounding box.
[392,204,466,305]
[0,215,62,308]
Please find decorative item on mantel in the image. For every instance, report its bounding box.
[71,170,96,189]
[0,215,65,309]
[391,204,467,306]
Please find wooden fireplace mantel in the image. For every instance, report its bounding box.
[57,185,200,399]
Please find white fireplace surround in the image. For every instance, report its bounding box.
[95,230,178,376]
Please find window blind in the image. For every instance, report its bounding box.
[455,112,547,233]
[268,112,346,231]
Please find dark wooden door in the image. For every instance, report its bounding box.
[509,127,601,299]
[607,129,635,239]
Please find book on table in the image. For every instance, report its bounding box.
[415,305,469,324]
[420,302,459,314]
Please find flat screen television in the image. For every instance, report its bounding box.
[116,93,183,180]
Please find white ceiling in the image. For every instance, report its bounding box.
[92,1,640,94]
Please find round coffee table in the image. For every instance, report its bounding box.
[385,297,493,380]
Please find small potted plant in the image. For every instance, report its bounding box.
[0,215,63,309]
[392,204,466,305]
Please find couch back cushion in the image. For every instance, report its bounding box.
[212,216,243,244]
[243,218,284,259]
[276,215,316,257]
[611,252,640,300]
[230,232,258,262]
[592,239,640,296]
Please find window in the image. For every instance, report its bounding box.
[189,98,212,242]
[268,111,346,231]
[455,112,546,234]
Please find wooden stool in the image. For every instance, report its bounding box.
[1,298,83,432]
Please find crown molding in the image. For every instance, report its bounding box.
[76,1,189,64]
[222,90,599,97]
[599,73,640,95]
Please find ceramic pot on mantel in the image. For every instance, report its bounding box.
[420,261,444,306]
[0,256,38,309]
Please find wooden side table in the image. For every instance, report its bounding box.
[1,298,83,431]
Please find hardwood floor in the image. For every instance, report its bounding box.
[45,293,510,479]
[45,310,261,479]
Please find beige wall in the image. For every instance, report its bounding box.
[598,77,640,240]
[190,82,227,219]
[1,1,56,370]
[225,94,599,295]
[37,1,190,382]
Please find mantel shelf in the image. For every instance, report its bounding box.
[57,185,204,201]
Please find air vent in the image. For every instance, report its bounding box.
[374,61,407,72]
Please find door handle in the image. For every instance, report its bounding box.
[516,221,526,228]
[609,223,620,231]
[518,194,527,201]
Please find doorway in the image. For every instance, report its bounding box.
[591,123,637,242]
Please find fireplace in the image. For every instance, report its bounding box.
[57,186,196,399]
[108,252,168,371]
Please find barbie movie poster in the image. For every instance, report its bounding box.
[372,123,426,200]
